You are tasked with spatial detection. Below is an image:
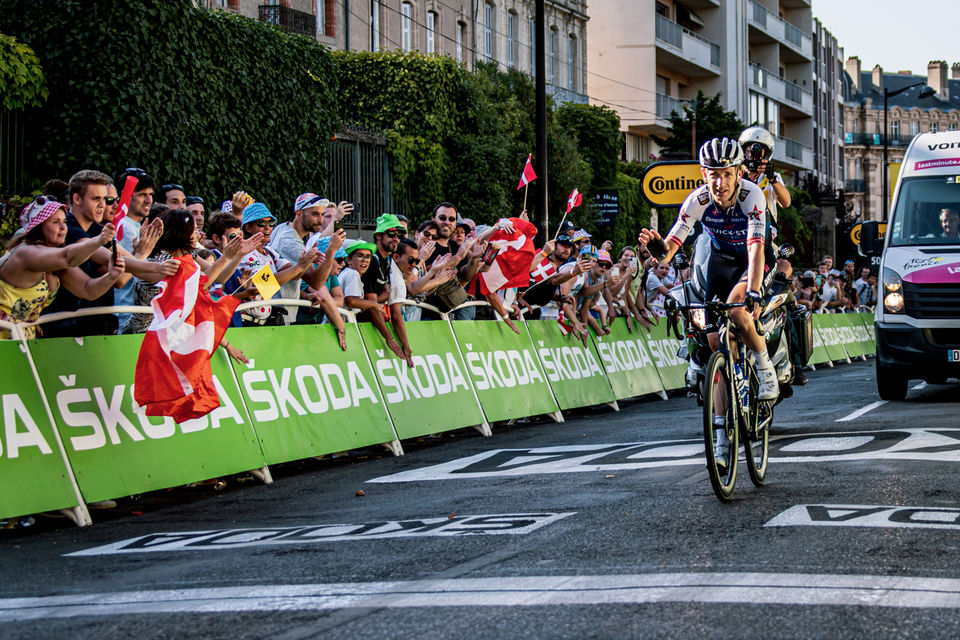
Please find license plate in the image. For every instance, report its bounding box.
[950,349,960,362]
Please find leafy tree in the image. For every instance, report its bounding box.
[653,90,745,160]
[0,33,47,111]
[556,103,621,190]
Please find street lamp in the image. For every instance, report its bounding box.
[882,82,936,220]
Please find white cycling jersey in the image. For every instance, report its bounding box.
[665,179,768,257]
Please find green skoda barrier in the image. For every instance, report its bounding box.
[0,340,83,520]
[358,321,486,439]
[451,320,560,423]
[836,313,873,358]
[225,324,398,464]
[591,318,666,400]
[641,320,687,391]
[856,312,877,352]
[27,335,266,503]
[524,320,617,410]
[813,314,850,362]
[809,319,832,365]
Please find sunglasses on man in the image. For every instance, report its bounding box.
[104,196,119,205]
[384,229,406,239]
[161,183,184,192]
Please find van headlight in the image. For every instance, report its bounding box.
[691,308,707,329]
[882,267,904,313]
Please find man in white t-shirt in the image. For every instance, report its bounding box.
[114,169,155,333]
[644,261,675,317]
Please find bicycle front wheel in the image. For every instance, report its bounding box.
[703,350,738,501]
[742,358,771,487]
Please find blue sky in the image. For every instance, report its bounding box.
[813,0,956,78]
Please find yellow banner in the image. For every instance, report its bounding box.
[640,161,704,208]
[849,222,888,245]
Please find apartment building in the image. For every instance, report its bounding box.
[842,60,960,221]
[589,0,820,184]
[202,0,588,104]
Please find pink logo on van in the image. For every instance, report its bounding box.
[902,262,960,284]
[915,158,960,171]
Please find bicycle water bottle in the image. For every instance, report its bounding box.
[734,361,749,411]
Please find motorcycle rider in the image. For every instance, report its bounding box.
[639,137,778,459]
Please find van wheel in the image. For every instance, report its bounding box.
[877,362,907,401]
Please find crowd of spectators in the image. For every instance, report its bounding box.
[0,167,881,363]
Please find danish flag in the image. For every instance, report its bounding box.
[111,175,139,241]
[517,154,538,190]
[530,257,557,284]
[565,188,582,214]
[471,218,539,296]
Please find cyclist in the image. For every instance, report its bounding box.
[638,137,778,403]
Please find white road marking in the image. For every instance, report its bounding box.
[767,504,960,531]
[6,573,960,621]
[836,400,888,422]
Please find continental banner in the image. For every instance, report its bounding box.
[225,325,397,464]
[813,314,850,362]
[591,318,666,400]
[27,335,266,503]
[524,320,616,410]
[641,320,687,391]
[0,340,81,520]
[452,320,560,423]
[358,321,485,439]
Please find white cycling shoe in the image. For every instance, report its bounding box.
[756,362,780,401]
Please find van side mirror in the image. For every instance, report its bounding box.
[859,220,882,257]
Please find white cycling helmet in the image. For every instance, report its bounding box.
[698,137,744,169]
[738,126,776,169]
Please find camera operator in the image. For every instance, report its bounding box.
[797,270,822,311]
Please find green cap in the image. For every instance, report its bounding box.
[344,241,377,255]
[374,213,404,235]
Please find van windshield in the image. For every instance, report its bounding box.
[889,176,960,246]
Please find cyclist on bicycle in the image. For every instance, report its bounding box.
[638,137,779,402]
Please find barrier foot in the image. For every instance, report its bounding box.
[549,411,564,424]
[60,506,92,527]
[473,422,493,437]
[826,360,835,368]
[809,364,817,371]
[845,356,852,364]
[659,390,669,401]
[382,440,404,456]
[860,355,867,362]
[249,465,273,485]
[606,400,620,412]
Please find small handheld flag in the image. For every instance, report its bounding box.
[251,263,280,301]
[516,154,537,190]
[112,175,140,241]
[565,188,582,214]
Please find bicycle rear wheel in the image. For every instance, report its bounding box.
[742,358,771,487]
[703,350,738,501]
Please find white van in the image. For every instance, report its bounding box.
[860,131,960,400]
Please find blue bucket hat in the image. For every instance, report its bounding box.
[242,202,276,226]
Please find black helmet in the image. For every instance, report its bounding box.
[698,137,744,169]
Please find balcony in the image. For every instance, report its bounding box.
[748,1,812,60]
[749,63,813,116]
[547,84,589,105]
[772,135,813,170]
[259,5,316,37]
[843,132,916,147]
[845,179,866,193]
[655,14,721,76]
[656,93,684,121]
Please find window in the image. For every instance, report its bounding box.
[529,18,536,75]
[910,120,919,136]
[890,119,899,138]
[401,2,412,52]
[567,34,576,91]
[655,2,668,17]
[456,21,464,63]
[550,29,559,83]
[930,121,939,133]
[507,12,517,68]
[485,3,495,61]
[427,11,437,54]
[370,0,379,52]
[951,122,958,131]
[855,158,862,180]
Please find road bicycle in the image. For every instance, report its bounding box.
[674,300,774,501]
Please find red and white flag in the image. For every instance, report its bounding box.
[530,257,557,284]
[516,154,538,190]
[471,218,539,297]
[134,255,240,423]
[565,188,582,214]
[111,175,139,241]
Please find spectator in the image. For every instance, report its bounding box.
[557,245,598,339]
[339,241,407,362]
[822,255,834,271]
[316,200,354,237]
[821,270,844,312]
[520,234,580,318]
[866,274,878,307]
[607,246,652,331]
[0,198,124,339]
[396,238,457,322]
[363,214,414,364]
[237,202,318,326]
[207,211,252,328]
[268,192,341,325]
[102,183,119,224]
[452,217,475,245]
[297,238,348,330]
[796,270,821,311]
[570,229,592,258]
[577,248,613,335]
[186,196,205,229]
[645,260,675,317]
[395,214,409,231]
[114,168,156,333]
[854,267,873,308]
[41,178,69,204]
[422,202,481,320]
[157,183,187,209]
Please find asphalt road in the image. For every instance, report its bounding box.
[3,358,960,639]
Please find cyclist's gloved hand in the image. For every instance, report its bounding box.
[647,237,668,261]
[745,289,763,312]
